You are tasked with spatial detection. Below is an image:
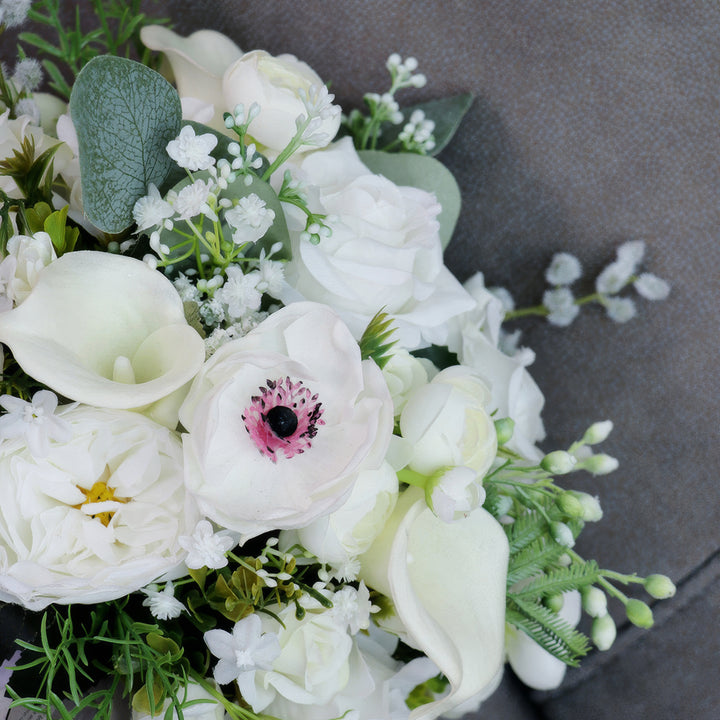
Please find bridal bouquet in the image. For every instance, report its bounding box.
[0,2,675,719]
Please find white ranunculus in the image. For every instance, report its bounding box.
[0,251,205,427]
[222,50,341,153]
[359,487,509,720]
[278,138,475,349]
[295,460,399,568]
[400,366,497,479]
[505,590,582,690]
[179,302,393,539]
[2,231,57,304]
[140,25,244,133]
[382,349,429,417]
[0,405,199,611]
[457,328,545,461]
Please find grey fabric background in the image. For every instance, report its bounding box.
[2,1,718,718]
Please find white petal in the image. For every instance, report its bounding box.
[360,487,508,720]
[0,252,205,410]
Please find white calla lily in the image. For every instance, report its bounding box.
[359,487,508,720]
[0,251,205,420]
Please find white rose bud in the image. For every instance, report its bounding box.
[572,491,603,522]
[381,348,429,416]
[3,231,57,304]
[550,521,575,548]
[400,366,497,479]
[426,466,485,523]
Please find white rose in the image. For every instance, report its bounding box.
[252,595,355,710]
[0,405,200,610]
[3,231,57,304]
[0,251,205,428]
[279,138,474,349]
[179,302,393,539]
[400,366,497,478]
[140,27,339,152]
[359,487,508,720]
[223,50,341,153]
[295,461,399,568]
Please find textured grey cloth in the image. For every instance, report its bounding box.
[1,2,718,719]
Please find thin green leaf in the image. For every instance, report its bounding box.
[515,561,600,598]
[507,538,565,586]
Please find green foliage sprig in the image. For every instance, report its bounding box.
[19,0,171,100]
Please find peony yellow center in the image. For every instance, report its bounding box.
[74,466,129,527]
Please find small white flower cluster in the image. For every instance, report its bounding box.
[399,108,436,153]
[595,240,670,323]
[542,252,583,327]
[364,91,403,125]
[297,84,342,147]
[11,57,42,92]
[540,241,669,327]
[386,53,427,91]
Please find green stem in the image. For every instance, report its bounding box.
[262,117,312,180]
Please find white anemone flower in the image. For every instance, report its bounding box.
[179,302,393,540]
[0,405,200,610]
[359,487,509,720]
[0,251,205,427]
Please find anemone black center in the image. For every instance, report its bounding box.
[265,405,298,438]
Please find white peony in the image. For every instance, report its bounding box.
[399,366,497,479]
[278,138,475,349]
[0,405,200,610]
[179,302,393,539]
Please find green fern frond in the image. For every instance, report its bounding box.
[507,538,565,586]
[359,310,398,369]
[504,510,547,555]
[514,560,600,598]
[507,596,591,666]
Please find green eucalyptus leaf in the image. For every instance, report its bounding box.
[70,56,182,234]
[359,150,461,249]
[379,93,473,156]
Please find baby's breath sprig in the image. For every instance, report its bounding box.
[277,170,332,245]
[502,240,670,327]
[344,53,434,153]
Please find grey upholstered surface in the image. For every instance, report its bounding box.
[2,2,718,719]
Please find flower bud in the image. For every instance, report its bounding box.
[541,450,577,475]
[495,494,513,517]
[550,521,575,548]
[580,453,619,476]
[571,491,603,522]
[544,593,564,613]
[626,598,654,628]
[556,491,584,518]
[592,613,616,650]
[494,417,515,445]
[581,586,608,617]
[643,574,676,600]
[582,420,613,445]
